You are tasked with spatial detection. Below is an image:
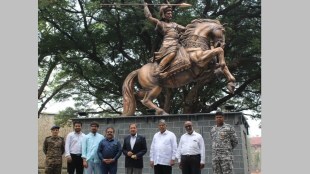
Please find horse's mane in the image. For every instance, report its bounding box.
[180,19,224,47]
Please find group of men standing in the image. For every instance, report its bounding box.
[43,111,238,174]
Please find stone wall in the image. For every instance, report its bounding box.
[73,112,250,174]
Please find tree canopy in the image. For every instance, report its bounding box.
[38,0,261,121]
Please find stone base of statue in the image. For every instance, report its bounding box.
[73,112,250,174]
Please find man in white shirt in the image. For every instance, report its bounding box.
[65,121,85,174]
[176,121,205,174]
[150,119,177,174]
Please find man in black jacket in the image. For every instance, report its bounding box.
[122,123,147,174]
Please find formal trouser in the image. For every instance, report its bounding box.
[154,164,172,174]
[84,160,102,174]
[45,164,62,174]
[125,167,142,174]
[212,160,234,174]
[101,162,118,174]
[181,154,201,174]
[67,154,84,174]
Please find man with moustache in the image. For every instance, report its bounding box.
[150,119,177,174]
[176,121,205,174]
[97,127,122,174]
[82,121,104,174]
[43,125,65,174]
[65,121,85,174]
[122,123,147,174]
[211,111,238,174]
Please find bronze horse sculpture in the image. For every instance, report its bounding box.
[122,19,235,116]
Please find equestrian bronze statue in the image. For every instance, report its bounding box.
[121,18,235,116]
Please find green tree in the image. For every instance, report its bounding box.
[38,0,261,121]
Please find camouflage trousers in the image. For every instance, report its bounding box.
[212,160,234,174]
[45,164,62,174]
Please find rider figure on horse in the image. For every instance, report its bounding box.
[144,2,186,78]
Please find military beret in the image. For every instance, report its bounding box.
[51,125,60,130]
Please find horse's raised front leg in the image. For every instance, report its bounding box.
[209,47,235,93]
[191,48,236,94]
[214,48,236,93]
[141,86,168,115]
[188,47,225,68]
[212,47,226,68]
[222,65,236,94]
[221,65,235,83]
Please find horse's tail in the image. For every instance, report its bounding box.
[122,69,139,116]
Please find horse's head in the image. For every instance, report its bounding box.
[210,24,226,49]
[180,19,226,50]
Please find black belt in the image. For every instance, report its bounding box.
[181,154,200,157]
[70,153,82,156]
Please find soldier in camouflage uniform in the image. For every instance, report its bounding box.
[43,125,65,174]
[211,111,238,174]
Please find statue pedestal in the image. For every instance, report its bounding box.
[73,112,250,174]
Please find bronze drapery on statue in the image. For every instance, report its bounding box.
[122,19,235,116]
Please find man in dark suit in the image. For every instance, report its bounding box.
[122,123,147,174]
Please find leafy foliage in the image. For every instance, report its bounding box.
[38,0,261,120]
[54,107,77,127]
